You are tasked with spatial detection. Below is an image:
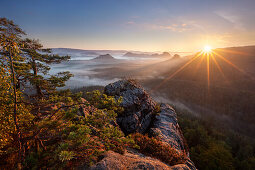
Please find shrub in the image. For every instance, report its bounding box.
[131,133,187,166]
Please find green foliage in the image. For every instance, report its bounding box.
[177,108,255,170]
[86,90,124,114]
[20,38,72,97]
[59,151,75,162]
[0,64,33,151]
[17,90,135,169]
[0,18,34,167]
[198,142,235,170]
[131,133,187,166]
[152,103,161,116]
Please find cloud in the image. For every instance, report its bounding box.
[214,10,244,30]
[147,23,192,32]
[126,21,135,25]
[124,20,192,32]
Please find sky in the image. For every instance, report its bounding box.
[1,0,255,52]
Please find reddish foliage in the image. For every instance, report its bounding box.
[132,133,187,166]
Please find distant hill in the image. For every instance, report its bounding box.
[151,52,171,58]
[171,54,181,60]
[123,52,149,58]
[91,54,117,61]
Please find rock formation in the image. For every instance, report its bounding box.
[90,80,196,169]
[104,80,156,134]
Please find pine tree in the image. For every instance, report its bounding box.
[0,17,32,168]
[21,38,72,98]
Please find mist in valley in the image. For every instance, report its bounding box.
[50,47,255,138]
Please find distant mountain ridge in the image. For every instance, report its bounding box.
[52,48,128,54]
[123,51,171,58]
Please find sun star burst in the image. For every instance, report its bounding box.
[203,45,212,53]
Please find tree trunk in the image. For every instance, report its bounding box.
[9,50,24,166]
[32,57,44,97]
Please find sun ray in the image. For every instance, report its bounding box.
[212,51,245,74]
[210,54,226,79]
[215,48,251,56]
[152,52,202,91]
[206,52,210,89]
[213,51,255,80]
[152,44,254,93]
[193,53,205,75]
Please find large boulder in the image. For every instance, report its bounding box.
[104,80,156,134]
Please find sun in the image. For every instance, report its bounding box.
[203,45,212,53]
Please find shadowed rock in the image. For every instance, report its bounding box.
[150,103,186,151]
[105,80,156,134]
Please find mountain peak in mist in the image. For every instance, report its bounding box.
[171,54,181,60]
[123,52,148,57]
[92,54,116,61]
[151,52,171,58]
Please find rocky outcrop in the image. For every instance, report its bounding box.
[105,80,156,134]
[97,80,196,169]
[150,103,186,151]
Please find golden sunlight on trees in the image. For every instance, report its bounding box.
[0,18,33,166]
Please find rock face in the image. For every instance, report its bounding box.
[105,80,156,134]
[97,80,196,169]
[150,103,186,151]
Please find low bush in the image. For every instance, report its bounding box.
[132,133,187,166]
